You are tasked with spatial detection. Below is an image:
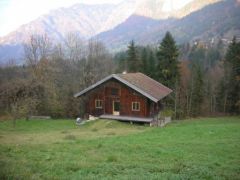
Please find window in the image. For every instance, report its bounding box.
[111,88,119,96]
[95,99,103,109]
[132,102,140,111]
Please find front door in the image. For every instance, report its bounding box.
[113,101,120,115]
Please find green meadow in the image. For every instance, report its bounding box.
[0,117,239,179]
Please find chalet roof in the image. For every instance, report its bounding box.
[74,72,172,102]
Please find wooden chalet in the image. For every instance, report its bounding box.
[74,73,172,124]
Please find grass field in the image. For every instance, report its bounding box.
[0,117,239,179]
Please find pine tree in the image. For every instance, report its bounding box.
[115,51,127,73]
[156,32,180,89]
[127,40,141,72]
[216,78,227,113]
[156,32,180,119]
[141,48,148,74]
[188,45,205,64]
[190,62,204,116]
[139,47,156,78]
[224,37,240,113]
[148,50,156,79]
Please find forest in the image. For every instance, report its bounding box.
[0,32,239,121]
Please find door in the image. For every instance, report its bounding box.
[113,101,120,115]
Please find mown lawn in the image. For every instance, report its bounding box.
[0,117,239,179]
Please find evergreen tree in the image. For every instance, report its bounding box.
[127,40,141,72]
[141,48,148,74]
[206,47,220,69]
[190,62,204,116]
[156,32,180,119]
[156,32,180,89]
[114,51,127,73]
[139,47,157,78]
[216,78,227,113]
[188,45,205,63]
[224,37,240,113]
[148,50,156,79]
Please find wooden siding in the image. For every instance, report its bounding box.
[85,79,159,118]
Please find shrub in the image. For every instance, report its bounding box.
[160,109,174,117]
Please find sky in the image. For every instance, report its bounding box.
[0,0,193,37]
[0,0,124,37]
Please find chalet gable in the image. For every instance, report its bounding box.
[74,73,172,103]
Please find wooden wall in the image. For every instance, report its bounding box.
[85,79,159,118]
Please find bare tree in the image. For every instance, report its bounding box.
[64,32,85,62]
[24,34,52,80]
[83,39,115,87]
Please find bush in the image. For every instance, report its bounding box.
[160,109,174,117]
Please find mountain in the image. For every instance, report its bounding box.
[94,15,168,51]
[0,0,138,63]
[0,1,139,45]
[96,0,240,50]
[134,0,220,19]
[0,0,239,64]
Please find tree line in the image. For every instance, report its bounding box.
[116,32,240,118]
[0,33,115,123]
[0,32,239,122]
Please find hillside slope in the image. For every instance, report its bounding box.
[96,0,240,50]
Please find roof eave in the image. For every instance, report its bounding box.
[74,74,114,98]
[113,74,159,103]
[74,74,170,103]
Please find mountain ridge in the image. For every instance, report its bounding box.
[96,0,240,51]
[0,0,239,64]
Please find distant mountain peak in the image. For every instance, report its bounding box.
[134,0,222,19]
[0,0,238,64]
